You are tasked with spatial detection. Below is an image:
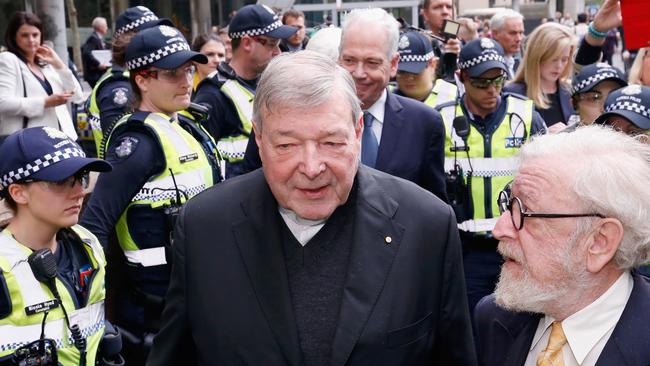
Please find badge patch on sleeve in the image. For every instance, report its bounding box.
[115,136,139,158]
[112,88,129,106]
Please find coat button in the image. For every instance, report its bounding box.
[385,236,392,244]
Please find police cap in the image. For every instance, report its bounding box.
[114,6,173,37]
[0,127,112,194]
[458,38,508,78]
[571,63,627,96]
[397,31,435,74]
[125,25,208,71]
[594,84,650,130]
[228,4,297,40]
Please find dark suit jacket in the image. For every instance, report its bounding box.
[242,91,448,202]
[147,166,476,366]
[82,32,105,87]
[503,82,574,125]
[474,272,650,366]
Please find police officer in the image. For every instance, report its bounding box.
[86,6,172,157]
[193,4,296,178]
[565,62,627,130]
[595,84,650,139]
[394,31,458,108]
[0,127,112,365]
[436,38,546,313]
[80,25,220,364]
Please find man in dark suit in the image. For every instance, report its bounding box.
[82,17,109,88]
[148,51,476,365]
[337,8,447,202]
[475,125,650,365]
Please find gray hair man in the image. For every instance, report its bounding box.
[338,8,448,202]
[490,9,525,77]
[148,50,476,365]
[82,16,109,87]
[475,125,650,365]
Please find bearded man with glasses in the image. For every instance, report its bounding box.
[435,37,547,314]
[475,125,650,365]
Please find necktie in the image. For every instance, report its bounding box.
[537,322,567,366]
[361,111,378,168]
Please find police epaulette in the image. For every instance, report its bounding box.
[435,100,457,111]
[502,91,528,101]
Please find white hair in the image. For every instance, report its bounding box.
[253,51,361,131]
[305,27,342,61]
[490,9,524,32]
[92,17,107,30]
[518,125,650,270]
[340,8,400,60]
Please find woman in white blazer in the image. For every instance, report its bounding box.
[0,12,84,141]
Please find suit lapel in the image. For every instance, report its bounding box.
[232,172,302,366]
[504,315,539,366]
[329,167,405,366]
[596,272,650,366]
[375,91,404,170]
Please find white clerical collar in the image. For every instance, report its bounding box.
[530,271,633,364]
[278,207,326,246]
[365,89,387,124]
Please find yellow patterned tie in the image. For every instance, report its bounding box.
[536,322,567,366]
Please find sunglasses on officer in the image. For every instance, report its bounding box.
[23,171,90,193]
[136,65,196,83]
[469,74,506,89]
[574,91,606,105]
[497,182,604,230]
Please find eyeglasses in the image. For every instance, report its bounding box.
[497,184,604,230]
[136,65,196,82]
[574,91,605,105]
[251,36,280,49]
[23,171,90,193]
[469,75,506,89]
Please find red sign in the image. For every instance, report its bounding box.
[622,0,650,50]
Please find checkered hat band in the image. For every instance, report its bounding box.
[605,101,650,119]
[400,51,434,63]
[458,54,505,70]
[126,42,190,70]
[229,20,283,38]
[0,147,86,190]
[572,71,618,94]
[115,14,160,36]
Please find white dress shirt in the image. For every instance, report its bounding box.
[364,89,387,145]
[279,207,326,246]
[524,272,633,366]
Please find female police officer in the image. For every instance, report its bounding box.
[80,25,220,364]
[0,126,111,365]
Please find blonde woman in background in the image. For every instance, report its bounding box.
[628,47,650,86]
[504,22,575,129]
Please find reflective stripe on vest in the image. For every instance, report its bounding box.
[0,226,105,364]
[218,79,255,163]
[124,247,167,267]
[425,79,458,108]
[441,95,534,232]
[108,112,214,263]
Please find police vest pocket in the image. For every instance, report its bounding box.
[386,311,434,348]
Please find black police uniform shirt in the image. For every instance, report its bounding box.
[80,123,164,249]
[192,62,257,142]
[95,67,131,136]
[458,94,547,137]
